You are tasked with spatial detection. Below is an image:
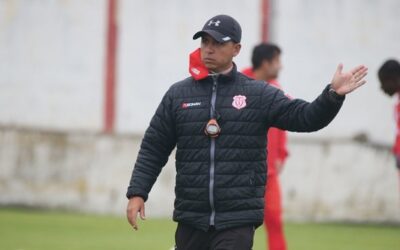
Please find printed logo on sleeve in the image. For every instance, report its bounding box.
[182,102,202,109]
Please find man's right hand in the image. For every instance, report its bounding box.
[126,196,146,231]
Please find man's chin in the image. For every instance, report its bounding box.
[271,74,279,80]
[204,63,217,72]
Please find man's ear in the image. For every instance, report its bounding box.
[262,59,271,69]
[233,43,241,57]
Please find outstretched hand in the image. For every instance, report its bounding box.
[331,64,368,95]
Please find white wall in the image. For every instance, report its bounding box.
[272,0,400,145]
[0,0,106,131]
[1,127,398,222]
[1,0,398,145]
[282,137,399,222]
[0,127,136,214]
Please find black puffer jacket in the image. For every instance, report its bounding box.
[126,65,344,231]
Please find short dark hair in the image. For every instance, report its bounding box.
[378,59,400,96]
[378,59,400,82]
[251,43,281,70]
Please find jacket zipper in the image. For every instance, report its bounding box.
[209,75,218,226]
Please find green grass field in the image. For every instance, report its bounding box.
[0,208,399,250]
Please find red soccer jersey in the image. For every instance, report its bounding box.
[242,67,289,176]
[393,95,400,155]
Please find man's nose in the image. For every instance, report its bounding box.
[203,44,215,53]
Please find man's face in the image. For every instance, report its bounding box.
[200,34,241,73]
[261,55,282,80]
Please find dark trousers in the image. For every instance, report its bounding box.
[175,223,255,250]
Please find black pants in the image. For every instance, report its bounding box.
[175,223,255,250]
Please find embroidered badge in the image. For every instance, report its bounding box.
[232,95,247,110]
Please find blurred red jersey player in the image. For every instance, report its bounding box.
[242,43,288,250]
[378,59,400,172]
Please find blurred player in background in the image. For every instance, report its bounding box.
[242,43,288,250]
[378,59,400,174]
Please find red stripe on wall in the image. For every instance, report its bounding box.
[104,0,118,133]
[261,0,270,42]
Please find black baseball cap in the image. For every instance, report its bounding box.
[193,14,242,43]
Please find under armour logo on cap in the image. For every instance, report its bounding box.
[193,14,242,43]
[208,20,221,27]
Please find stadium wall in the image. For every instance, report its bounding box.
[0,126,398,223]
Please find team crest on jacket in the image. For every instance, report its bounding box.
[232,95,247,110]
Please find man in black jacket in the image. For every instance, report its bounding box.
[126,14,368,250]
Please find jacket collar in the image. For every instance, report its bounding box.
[211,63,237,83]
[189,48,237,83]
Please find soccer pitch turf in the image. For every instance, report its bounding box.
[0,208,399,250]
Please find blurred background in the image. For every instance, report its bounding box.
[0,0,399,243]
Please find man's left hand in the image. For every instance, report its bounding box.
[331,64,368,96]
